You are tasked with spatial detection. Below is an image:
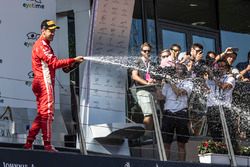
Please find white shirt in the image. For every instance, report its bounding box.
[206,74,235,107]
[162,79,193,112]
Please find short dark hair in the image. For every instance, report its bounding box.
[170,44,181,51]
[192,43,204,50]
[206,51,216,59]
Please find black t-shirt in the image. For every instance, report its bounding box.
[130,57,148,86]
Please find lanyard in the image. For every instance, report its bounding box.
[215,75,228,96]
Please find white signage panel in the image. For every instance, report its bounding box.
[80,0,135,155]
[80,0,135,124]
[0,0,58,109]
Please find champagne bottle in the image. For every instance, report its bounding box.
[62,62,80,73]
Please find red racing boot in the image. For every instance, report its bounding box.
[44,145,58,152]
[23,141,33,150]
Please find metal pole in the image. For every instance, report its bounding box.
[149,93,167,161]
[76,104,88,155]
[218,102,237,167]
[73,83,87,155]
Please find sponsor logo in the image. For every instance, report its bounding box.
[22,0,45,9]
[2,162,35,167]
[28,71,34,79]
[25,71,34,87]
[24,32,40,48]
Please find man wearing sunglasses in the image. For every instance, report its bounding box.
[188,43,205,77]
[131,42,156,133]
[170,44,181,60]
[158,49,170,66]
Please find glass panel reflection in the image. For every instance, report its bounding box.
[162,29,187,51]
[147,19,157,61]
[129,19,143,57]
[192,35,215,55]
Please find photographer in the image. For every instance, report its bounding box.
[236,51,250,82]
[181,43,204,76]
[215,47,238,67]
[205,60,239,153]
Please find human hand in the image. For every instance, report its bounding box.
[242,78,250,82]
[224,47,233,54]
[74,56,84,63]
[246,64,250,71]
[196,51,203,61]
[180,54,191,63]
[147,78,156,84]
[203,72,209,80]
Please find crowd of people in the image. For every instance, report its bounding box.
[23,19,248,157]
[129,42,250,161]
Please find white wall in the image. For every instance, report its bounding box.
[0,0,57,109]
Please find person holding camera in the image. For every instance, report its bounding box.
[205,51,217,68]
[205,59,239,152]
[215,47,238,66]
[215,47,241,81]
[236,51,250,82]
[179,43,204,74]
[170,44,181,60]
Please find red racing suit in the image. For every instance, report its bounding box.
[26,36,76,146]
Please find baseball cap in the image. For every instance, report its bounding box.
[41,20,60,30]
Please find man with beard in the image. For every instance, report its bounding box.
[131,42,156,132]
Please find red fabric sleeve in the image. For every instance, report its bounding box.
[38,42,75,69]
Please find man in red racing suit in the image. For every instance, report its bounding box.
[24,20,84,152]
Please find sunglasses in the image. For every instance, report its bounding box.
[171,48,180,52]
[194,49,202,52]
[142,50,151,53]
